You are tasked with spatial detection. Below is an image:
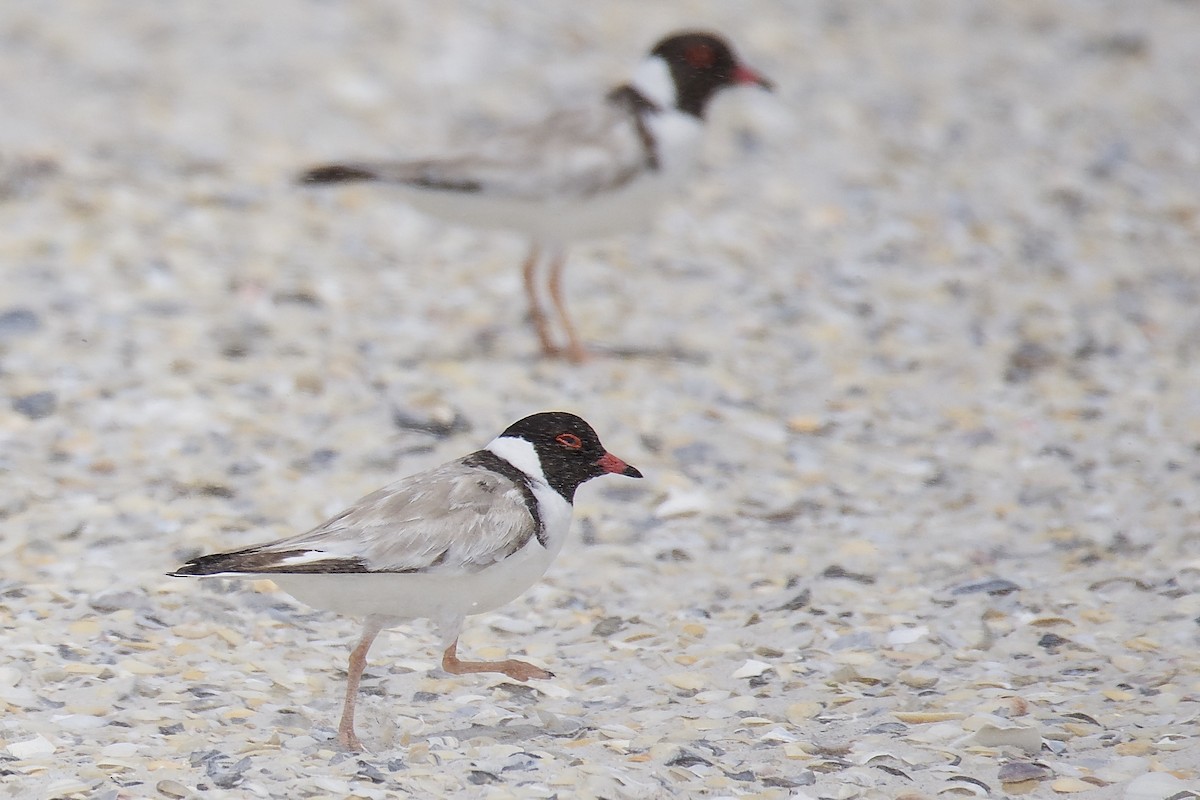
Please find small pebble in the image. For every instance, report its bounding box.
[997,762,1053,784]
[1123,771,1196,800]
[89,590,150,613]
[0,307,41,338]
[731,659,771,679]
[156,779,192,798]
[950,578,1021,596]
[1049,777,1095,793]
[6,735,55,759]
[665,673,707,691]
[898,670,939,689]
[971,722,1043,754]
[12,391,56,419]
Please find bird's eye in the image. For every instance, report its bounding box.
[556,433,583,450]
[685,44,715,69]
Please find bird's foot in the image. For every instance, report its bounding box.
[539,342,589,363]
[562,343,589,364]
[442,642,553,681]
[336,729,364,752]
[495,659,555,682]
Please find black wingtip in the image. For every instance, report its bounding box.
[298,164,379,185]
[167,551,244,577]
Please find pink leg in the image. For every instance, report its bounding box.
[441,638,553,682]
[337,617,385,751]
[522,244,559,356]
[546,248,586,363]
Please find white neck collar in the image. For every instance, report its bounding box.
[485,436,546,483]
[629,56,677,111]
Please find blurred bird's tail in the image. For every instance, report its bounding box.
[298,164,381,184]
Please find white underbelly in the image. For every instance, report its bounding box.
[400,172,677,243]
[270,540,556,621]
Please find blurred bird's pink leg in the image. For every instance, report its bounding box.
[337,616,385,751]
[442,639,553,682]
[547,248,586,363]
[522,244,558,356]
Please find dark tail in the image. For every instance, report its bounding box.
[169,547,369,576]
[298,164,380,185]
[167,548,259,577]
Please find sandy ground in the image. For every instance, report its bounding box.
[2,1,1199,798]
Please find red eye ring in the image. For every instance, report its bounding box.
[685,43,715,70]
[556,433,583,450]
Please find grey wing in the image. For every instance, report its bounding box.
[181,458,537,576]
[336,102,652,201]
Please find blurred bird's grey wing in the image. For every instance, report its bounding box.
[299,99,653,202]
